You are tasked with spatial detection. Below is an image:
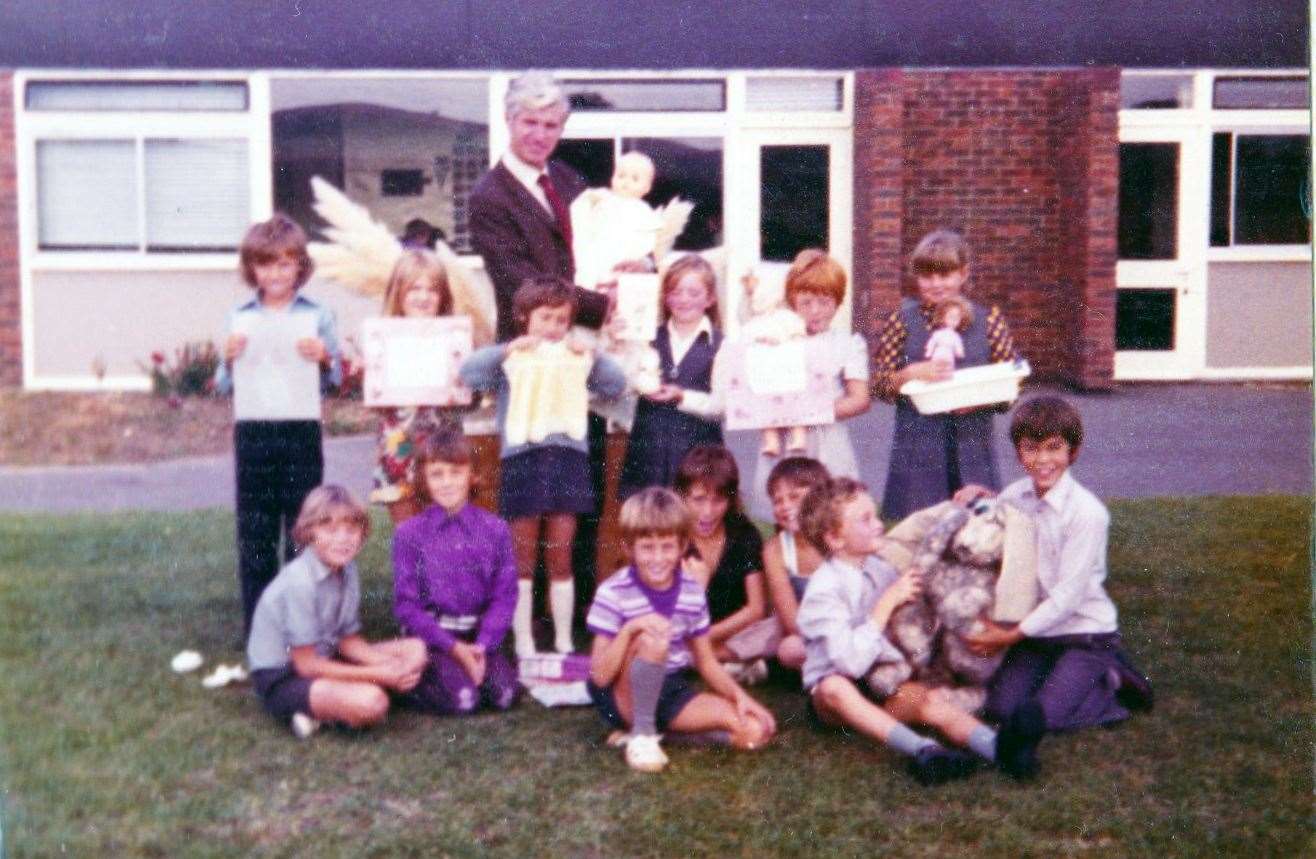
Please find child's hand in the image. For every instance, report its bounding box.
[625,613,671,644]
[379,657,423,692]
[734,690,777,738]
[296,337,327,365]
[566,336,592,356]
[887,567,922,607]
[952,484,996,506]
[224,333,248,363]
[965,619,1024,656]
[451,641,487,686]
[507,335,540,353]
[611,258,651,274]
[904,359,952,384]
[740,270,758,297]
[644,384,683,404]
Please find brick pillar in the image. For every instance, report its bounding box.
[0,72,19,387]
[852,69,904,345]
[1054,69,1119,390]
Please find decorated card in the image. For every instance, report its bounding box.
[613,272,661,342]
[721,336,835,432]
[231,311,320,420]
[362,316,473,408]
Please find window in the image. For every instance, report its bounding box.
[561,79,725,112]
[1115,289,1177,351]
[1210,133,1311,246]
[36,137,249,252]
[760,145,829,262]
[1120,74,1194,110]
[745,77,843,112]
[270,77,489,253]
[1213,77,1309,110]
[1118,143,1178,260]
[26,80,248,111]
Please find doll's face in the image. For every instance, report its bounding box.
[611,155,654,199]
[940,305,963,330]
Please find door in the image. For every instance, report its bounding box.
[725,128,853,333]
[1115,124,1208,379]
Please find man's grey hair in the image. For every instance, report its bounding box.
[505,71,570,120]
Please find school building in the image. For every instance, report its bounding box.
[0,2,1309,391]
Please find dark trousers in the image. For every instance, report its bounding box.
[235,420,323,633]
[985,633,1132,733]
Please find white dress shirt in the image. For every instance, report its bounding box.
[501,149,552,214]
[1000,470,1119,637]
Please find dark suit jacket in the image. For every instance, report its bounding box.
[469,159,610,342]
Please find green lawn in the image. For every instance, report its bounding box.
[0,497,1311,857]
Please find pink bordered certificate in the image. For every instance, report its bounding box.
[721,337,835,432]
[362,316,474,407]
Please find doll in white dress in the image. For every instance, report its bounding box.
[925,296,972,371]
[739,268,809,457]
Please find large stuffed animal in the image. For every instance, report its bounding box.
[865,499,1039,714]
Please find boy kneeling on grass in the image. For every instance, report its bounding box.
[958,396,1153,745]
[247,485,427,738]
[795,477,1040,784]
[586,487,777,772]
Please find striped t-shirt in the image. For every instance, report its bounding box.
[586,566,710,673]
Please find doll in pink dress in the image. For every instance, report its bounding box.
[925,297,972,371]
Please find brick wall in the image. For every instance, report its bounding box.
[0,72,19,387]
[852,68,1120,388]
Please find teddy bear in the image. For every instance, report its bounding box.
[865,498,1039,714]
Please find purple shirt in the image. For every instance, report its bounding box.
[586,566,710,673]
[392,502,518,653]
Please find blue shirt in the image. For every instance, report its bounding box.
[213,294,342,396]
[247,550,362,671]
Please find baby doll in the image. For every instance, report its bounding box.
[925,297,972,371]
[572,152,690,429]
[740,269,808,457]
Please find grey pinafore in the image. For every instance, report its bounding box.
[880,298,1000,521]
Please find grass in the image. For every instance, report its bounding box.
[0,497,1310,857]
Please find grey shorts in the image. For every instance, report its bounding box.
[587,671,699,732]
[251,665,314,723]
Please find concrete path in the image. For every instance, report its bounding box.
[0,384,1310,514]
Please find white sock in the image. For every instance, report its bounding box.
[549,579,575,653]
[514,580,536,658]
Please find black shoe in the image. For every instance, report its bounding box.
[908,745,979,786]
[996,702,1045,781]
[1112,655,1155,713]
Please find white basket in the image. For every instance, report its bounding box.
[900,359,1031,415]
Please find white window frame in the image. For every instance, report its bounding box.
[1117,68,1312,382]
[15,70,269,389]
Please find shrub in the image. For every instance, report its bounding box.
[140,342,220,399]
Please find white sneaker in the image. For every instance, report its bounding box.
[291,712,320,740]
[741,658,770,686]
[624,733,668,773]
[605,730,631,749]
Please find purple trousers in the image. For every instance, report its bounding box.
[985,633,1140,733]
[410,642,520,716]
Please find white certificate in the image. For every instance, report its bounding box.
[613,273,661,342]
[362,316,473,407]
[231,311,321,420]
[745,340,808,395]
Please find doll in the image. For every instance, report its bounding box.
[925,297,972,371]
[740,269,809,457]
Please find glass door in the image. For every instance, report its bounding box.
[1115,124,1208,379]
[725,128,853,333]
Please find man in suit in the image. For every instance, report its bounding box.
[470,71,611,342]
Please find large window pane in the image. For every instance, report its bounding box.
[1234,135,1311,245]
[1119,74,1194,110]
[145,139,249,251]
[37,140,139,250]
[1118,143,1178,260]
[760,145,829,262]
[271,77,490,253]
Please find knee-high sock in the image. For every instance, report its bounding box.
[628,657,667,736]
[513,580,535,657]
[549,579,575,653]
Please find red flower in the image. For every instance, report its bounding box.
[151,351,165,365]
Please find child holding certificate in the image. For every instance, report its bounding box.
[367,249,466,524]
[215,214,341,634]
